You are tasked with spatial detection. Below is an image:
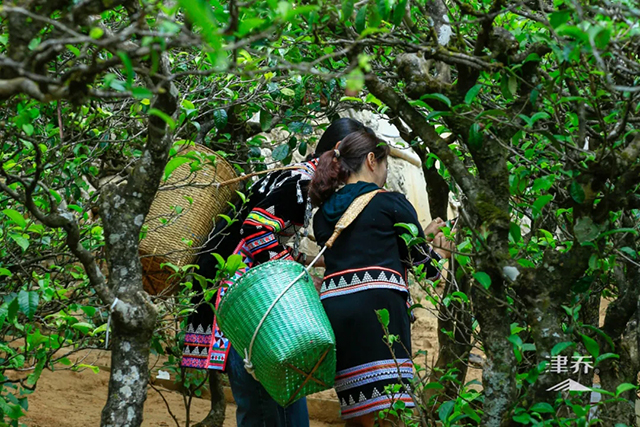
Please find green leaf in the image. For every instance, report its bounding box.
[8,232,29,251]
[532,195,553,219]
[550,342,574,357]
[213,109,228,130]
[225,254,245,275]
[132,87,153,99]
[581,334,600,358]
[468,123,483,149]
[556,25,589,44]
[238,17,266,36]
[66,44,81,57]
[177,0,223,54]
[513,413,532,424]
[89,27,104,39]
[0,268,12,277]
[615,383,636,397]
[421,93,452,108]
[22,123,34,136]
[423,382,444,390]
[342,0,355,21]
[595,353,619,365]
[395,222,419,237]
[212,253,225,269]
[529,112,549,126]
[272,144,290,162]
[2,208,27,229]
[549,10,571,29]
[71,322,93,335]
[298,140,308,156]
[77,364,100,374]
[391,0,408,25]
[501,73,515,100]
[376,308,389,328]
[280,88,295,97]
[148,108,176,131]
[0,396,24,420]
[438,400,455,422]
[81,306,97,317]
[260,110,273,131]
[509,222,522,243]
[465,84,482,105]
[524,53,541,63]
[570,180,585,203]
[531,402,554,414]
[117,51,134,88]
[508,75,518,97]
[164,156,191,180]
[462,404,481,423]
[532,175,555,192]
[376,0,389,19]
[92,323,108,336]
[450,291,469,303]
[18,290,39,320]
[599,228,638,238]
[574,217,600,243]
[355,7,367,33]
[473,272,491,289]
[368,2,382,27]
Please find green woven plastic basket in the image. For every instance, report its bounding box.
[217,260,336,407]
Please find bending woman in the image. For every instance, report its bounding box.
[309,130,452,426]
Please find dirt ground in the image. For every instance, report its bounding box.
[21,284,612,426]
[22,281,475,427]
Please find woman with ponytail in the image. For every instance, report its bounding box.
[310,130,453,426]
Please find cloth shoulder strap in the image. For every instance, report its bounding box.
[325,189,382,248]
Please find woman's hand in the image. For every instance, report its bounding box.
[424,217,445,242]
[312,274,324,293]
[432,232,454,259]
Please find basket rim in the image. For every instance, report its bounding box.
[217,259,308,316]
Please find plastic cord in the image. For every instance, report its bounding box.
[105,298,119,349]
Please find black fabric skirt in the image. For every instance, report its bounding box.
[322,288,415,420]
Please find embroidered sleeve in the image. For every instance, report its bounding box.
[238,172,312,265]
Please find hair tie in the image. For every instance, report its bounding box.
[334,149,340,158]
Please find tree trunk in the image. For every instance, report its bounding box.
[101,318,156,426]
[98,50,178,427]
[472,279,516,427]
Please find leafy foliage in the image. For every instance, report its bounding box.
[1,0,639,425]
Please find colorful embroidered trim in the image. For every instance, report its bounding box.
[340,390,415,419]
[335,359,414,393]
[320,267,408,300]
[245,207,285,232]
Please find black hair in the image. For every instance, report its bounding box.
[313,118,375,157]
[309,130,389,206]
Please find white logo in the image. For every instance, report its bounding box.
[546,355,594,374]
[546,379,591,392]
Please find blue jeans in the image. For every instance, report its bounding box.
[226,347,310,427]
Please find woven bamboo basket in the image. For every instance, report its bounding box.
[140,143,238,295]
[217,260,336,407]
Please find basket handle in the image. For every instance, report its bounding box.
[325,190,382,248]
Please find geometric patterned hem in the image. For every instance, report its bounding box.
[341,392,415,420]
[320,267,409,301]
[335,359,414,393]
